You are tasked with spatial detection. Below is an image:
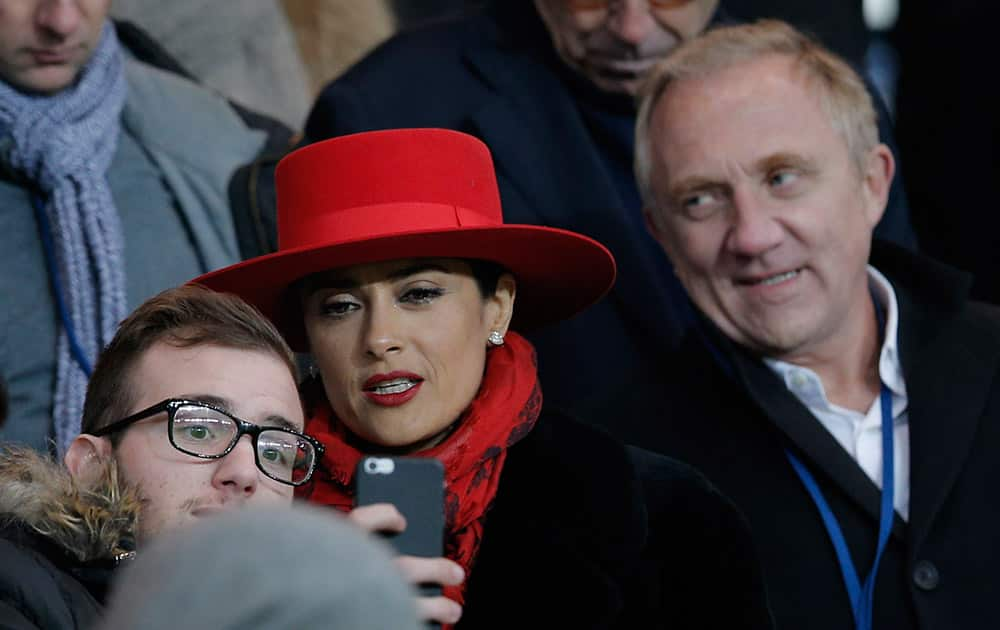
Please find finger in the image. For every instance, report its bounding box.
[396,555,465,586]
[347,503,406,533]
[416,595,462,625]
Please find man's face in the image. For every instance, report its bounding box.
[112,342,304,541]
[0,0,110,94]
[645,54,893,360]
[534,0,718,95]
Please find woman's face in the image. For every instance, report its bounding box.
[302,258,515,452]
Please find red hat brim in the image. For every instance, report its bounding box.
[194,222,616,352]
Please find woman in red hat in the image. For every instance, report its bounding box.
[196,128,772,629]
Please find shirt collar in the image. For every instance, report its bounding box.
[765,265,907,400]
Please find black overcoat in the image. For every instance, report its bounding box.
[458,407,773,629]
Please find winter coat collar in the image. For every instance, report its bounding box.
[0,444,140,571]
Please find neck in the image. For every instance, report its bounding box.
[781,290,882,413]
[348,420,459,456]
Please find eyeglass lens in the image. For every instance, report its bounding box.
[171,404,315,484]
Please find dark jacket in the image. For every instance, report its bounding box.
[304,2,917,432]
[0,446,138,629]
[459,407,773,629]
[610,243,1000,629]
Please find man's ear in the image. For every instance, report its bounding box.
[861,143,895,228]
[64,434,113,482]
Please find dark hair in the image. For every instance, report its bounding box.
[81,285,298,438]
[466,259,507,298]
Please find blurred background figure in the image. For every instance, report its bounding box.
[283,0,396,101]
[0,1,284,455]
[111,0,408,130]
[111,0,312,128]
[98,506,422,630]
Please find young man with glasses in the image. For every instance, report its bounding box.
[0,285,321,627]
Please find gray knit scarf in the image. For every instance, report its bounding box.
[0,22,127,455]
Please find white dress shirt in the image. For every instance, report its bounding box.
[764,266,910,520]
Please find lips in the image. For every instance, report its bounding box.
[737,268,802,287]
[363,371,424,406]
[29,47,76,64]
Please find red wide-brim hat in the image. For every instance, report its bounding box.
[194,128,616,351]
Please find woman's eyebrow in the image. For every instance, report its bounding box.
[386,263,450,281]
[307,262,451,291]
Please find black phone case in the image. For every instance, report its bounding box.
[354,456,445,559]
[355,456,445,613]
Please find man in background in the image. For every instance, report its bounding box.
[0,0,278,454]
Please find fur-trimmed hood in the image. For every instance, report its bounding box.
[0,444,140,563]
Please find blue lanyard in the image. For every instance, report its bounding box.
[785,300,894,630]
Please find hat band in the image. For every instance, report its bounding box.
[279,202,499,251]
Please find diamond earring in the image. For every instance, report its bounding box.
[488,330,505,346]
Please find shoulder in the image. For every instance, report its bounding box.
[0,529,101,629]
[306,12,508,139]
[335,13,491,87]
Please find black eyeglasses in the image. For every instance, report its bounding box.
[92,399,325,486]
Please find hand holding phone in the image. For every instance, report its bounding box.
[353,457,461,627]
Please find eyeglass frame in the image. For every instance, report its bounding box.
[90,398,325,487]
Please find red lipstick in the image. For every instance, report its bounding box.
[363,371,423,407]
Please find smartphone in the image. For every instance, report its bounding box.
[354,456,445,560]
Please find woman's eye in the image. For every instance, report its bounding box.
[400,287,444,304]
[319,299,358,318]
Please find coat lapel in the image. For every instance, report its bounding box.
[731,346,907,539]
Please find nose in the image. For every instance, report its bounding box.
[35,0,83,40]
[607,0,660,47]
[725,188,784,258]
[212,435,259,499]
[363,299,403,359]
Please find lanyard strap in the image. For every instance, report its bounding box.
[785,298,894,630]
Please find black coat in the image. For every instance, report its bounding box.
[458,407,773,629]
[304,2,917,432]
[0,523,112,629]
[610,243,1000,629]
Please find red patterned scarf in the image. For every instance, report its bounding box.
[297,332,542,605]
